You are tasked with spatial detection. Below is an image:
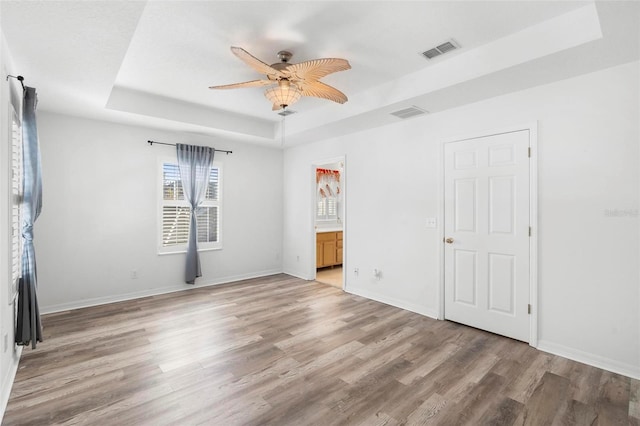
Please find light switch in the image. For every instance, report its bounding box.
[425,217,437,228]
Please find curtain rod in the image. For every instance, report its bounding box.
[147,140,232,155]
[6,75,25,90]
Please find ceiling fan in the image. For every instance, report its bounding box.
[209,47,351,111]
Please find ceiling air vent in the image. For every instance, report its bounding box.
[278,109,296,117]
[422,48,442,59]
[421,39,460,60]
[390,106,428,120]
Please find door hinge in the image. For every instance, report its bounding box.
[528,147,531,158]
[528,304,532,314]
[529,226,532,237]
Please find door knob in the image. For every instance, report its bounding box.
[445,237,454,244]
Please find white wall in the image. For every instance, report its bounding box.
[0,27,23,418]
[34,112,283,312]
[283,60,640,378]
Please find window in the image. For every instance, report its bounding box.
[317,197,338,221]
[316,167,340,222]
[159,160,222,253]
[10,108,22,301]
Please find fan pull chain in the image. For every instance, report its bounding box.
[281,111,286,147]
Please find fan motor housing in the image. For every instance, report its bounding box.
[271,50,293,71]
[277,50,292,62]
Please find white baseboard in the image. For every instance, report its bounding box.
[1,346,22,422]
[346,286,438,320]
[282,268,313,281]
[537,339,640,380]
[41,269,283,314]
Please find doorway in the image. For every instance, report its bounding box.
[313,157,345,289]
[442,129,535,343]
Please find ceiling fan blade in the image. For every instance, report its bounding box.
[286,58,351,81]
[209,80,275,90]
[298,80,348,104]
[230,46,286,79]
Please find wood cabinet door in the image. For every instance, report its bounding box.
[316,242,323,267]
[323,241,337,266]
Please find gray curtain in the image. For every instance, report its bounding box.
[15,87,43,348]
[176,143,214,284]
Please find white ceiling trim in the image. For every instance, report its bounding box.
[106,86,274,141]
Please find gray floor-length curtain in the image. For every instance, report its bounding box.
[15,86,43,349]
[176,143,214,284]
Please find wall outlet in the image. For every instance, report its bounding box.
[131,270,138,279]
[354,267,359,277]
[425,217,437,228]
[296,255,300,262]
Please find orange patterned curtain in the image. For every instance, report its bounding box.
[316,168,340,198]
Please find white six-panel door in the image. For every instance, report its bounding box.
[444,130,530,342]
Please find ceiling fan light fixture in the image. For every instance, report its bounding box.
[211,47,350,111]
[264,80,302,110]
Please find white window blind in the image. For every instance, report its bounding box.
[160,161,222,253]
[10,109,22,300]
[316,197,338,221]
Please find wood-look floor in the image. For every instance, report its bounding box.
[3,274,639,425]
[316,266,343,289]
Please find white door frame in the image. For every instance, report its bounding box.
[437,122,538,347]
[310,155,347,290]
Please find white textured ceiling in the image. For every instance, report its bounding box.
[1,1,639,147]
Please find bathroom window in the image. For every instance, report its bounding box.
[316,168,340,222]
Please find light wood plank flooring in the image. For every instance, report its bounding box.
[316,266,343,289]
[3,274,639,425]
